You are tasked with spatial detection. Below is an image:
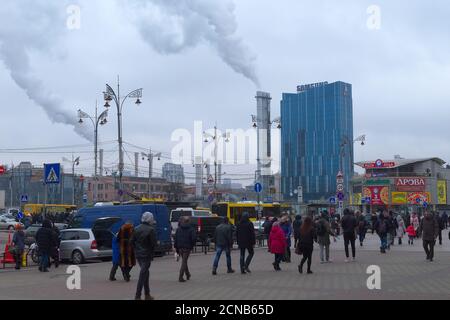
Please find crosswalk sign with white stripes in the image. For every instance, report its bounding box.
[44,163,61,184]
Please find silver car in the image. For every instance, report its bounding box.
[0,217,23,230]
[59,219,118,265]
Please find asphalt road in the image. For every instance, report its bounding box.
[1,231,450,300]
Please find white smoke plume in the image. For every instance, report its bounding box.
[126,0,260,87]
[0,1,92,141]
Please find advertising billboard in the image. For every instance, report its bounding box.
[391,192,407,205]
[395,178,426,192]
[437,180,447,205]
[363,186,389,205]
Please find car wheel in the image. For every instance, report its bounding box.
[8,225,14,231]
[71,250,84,265]
[31,250,40,264]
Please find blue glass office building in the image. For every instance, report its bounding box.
[280,81,354,202]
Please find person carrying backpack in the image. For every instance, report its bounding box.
[374,211,389,253]
[316,211,335,263]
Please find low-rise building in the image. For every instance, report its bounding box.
[350,157,450,214]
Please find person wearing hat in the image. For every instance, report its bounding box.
[12,224,25,270]
[131,212,157,300]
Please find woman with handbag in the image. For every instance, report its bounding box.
[12,224,25,270]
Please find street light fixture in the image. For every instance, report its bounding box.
[203,124,230,199]
[141,149,161,198]
[103,76,143,201]
[78,103,108,203]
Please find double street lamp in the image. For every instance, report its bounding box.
[203,124,230,197]
[141,149,161,198]
[62,155,80,205]
[78,105,108,203]
[103,77,143,201]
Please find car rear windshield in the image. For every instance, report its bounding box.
[170,210,192,222]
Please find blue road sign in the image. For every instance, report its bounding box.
[365,197,371,204]
[208,194,214,202]
[83,194,88,203]
[416,198,421,204]
[17,211,24,220]
[337,192,345,201]
[423,201,428,208]
[20,195,28,203]
[254,183,262,193]
[44,163,61,184]
[329,197,336,205]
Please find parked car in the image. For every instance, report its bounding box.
[0,217,23,230]
[59,217,119,264]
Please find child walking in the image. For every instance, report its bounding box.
[406,224,416,245]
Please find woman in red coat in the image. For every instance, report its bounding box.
[268,222,287,271]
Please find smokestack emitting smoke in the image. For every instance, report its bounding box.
[127,0,260,87]
[0,1,92,141]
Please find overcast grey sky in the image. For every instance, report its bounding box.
[0,0,449,182]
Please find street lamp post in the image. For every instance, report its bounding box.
[78,103,108,203]
[203,124,230,200]
[103,76,143,202]
[63,155,80,205]
[141,149,161,198]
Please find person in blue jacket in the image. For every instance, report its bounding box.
[280,215,293,263]
[109,233,121,281]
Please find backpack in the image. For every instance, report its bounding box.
[316,220,326,236]
[359,220,365,229]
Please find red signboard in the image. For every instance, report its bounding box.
[363,186,389,205]
[395,178,426,192]
[0,165,5,175]
[363,159,396,169]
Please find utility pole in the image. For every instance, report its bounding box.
[142,148,161,198]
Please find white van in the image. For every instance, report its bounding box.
[170,208,212,236]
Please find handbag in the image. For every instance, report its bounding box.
[295,244,303,255]
[8,245,17,255]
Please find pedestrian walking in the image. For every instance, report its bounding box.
[268,221,286,271]
[316,212,334,263]
[292,215,302,249]
[118,222,136,282]
[374,212,389,253]
[356,211,368,247]
[441,211,448,229]
[412,213,420,239]
[388,211,397,248]
[236,213,255,274]
[280,215,293,263]
[109,232,123,281]
[12,224,25,270]
[371,212,378,235]
[341,209,357,262]
[396,215,406,245]
[174,216,196,282]
[438,213,445,245]
[420,211,439,262]
[35,219,54,272]
[131,212,157,300]
[297,216,316,274]
[212,217,235,275]
[405,224,416,245]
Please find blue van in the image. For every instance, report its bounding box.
[69,204,172,255]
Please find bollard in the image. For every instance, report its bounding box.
[22,252,26,267]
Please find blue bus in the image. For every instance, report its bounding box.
[69,203,172,255]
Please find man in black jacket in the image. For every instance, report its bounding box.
[236,213,255,274]
[131,212,157,300]
[212,217,235,275]
[174,216,196,282]
[420,211,439,261]
[341,209,357,262]
[35,219,54,272]
[292,215,302,248]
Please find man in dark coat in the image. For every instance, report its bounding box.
[212,217,234,275]
[131,212,157,300]
[174,216,196,282]
[437,213,445,245]
[35,219,54,272]
[292,215,302,248]
[236,213,255,274]
[420,212,439,261]
[374,211,389,253]
[341,209,357,262]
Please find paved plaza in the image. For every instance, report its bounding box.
[1,231,450,300]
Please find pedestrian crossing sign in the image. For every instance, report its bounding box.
[44,163,61,184]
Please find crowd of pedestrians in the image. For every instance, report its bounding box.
[10,207,448,300]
